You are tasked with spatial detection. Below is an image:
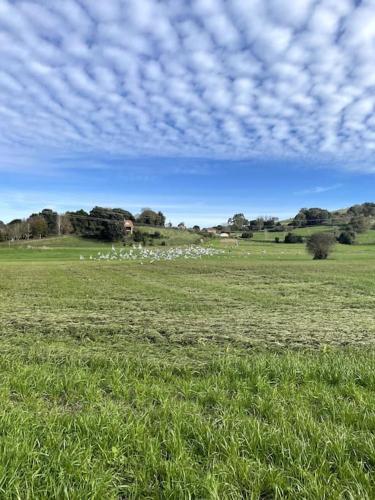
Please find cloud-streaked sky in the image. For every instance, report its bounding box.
[0,0,374,225]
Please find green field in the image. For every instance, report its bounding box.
[0,231,375,498]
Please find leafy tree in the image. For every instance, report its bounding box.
[133,229,146,244]
[136,208,165,226]
[348,202,375,217]
[67,210,89,235]
[263,217,279,229]
[241,231,253,239]
[349,216,370,234]
[29,216,48,238]
[284,232,303,243]
[90,206,134,222]
[228,213,248,231]
[294,208,331,227]
[306,232,336,260]
[337,230,356,245]
[39,209,59,235]
[193,225,200,232]
[100,220,124,242]
[157,211,166,227]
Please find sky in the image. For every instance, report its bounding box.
[0,0,374,226]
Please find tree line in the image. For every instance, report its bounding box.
[225,202,375,234]
[0,207,166,242]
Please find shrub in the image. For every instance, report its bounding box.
[337,231,356,245]
[241,231,253,239]
[306,232,336,260]
[133,230,146,244]
[275,237,280,243]
[348,216,370,234]
[284,232,303,244]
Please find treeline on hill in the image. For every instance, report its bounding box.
[0,207,166,243]
[224,203,375,245]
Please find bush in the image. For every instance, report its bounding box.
[306,232,336,260]
[275,237,280,243]
[133,230,146,244]
[348,216,370,234]
[241,231,253,239]
[337,231,356,245]
[284,232,303,244]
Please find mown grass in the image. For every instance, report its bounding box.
[0,233,375,497]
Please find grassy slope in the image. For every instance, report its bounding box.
[0,234,375,497]
[0,229,201,261]
[253,225,375,243]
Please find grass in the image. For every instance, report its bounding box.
[0,349,374,498]
[0,230,375,497]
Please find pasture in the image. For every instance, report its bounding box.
[0,231,375,498]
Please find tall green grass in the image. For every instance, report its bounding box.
[0,348,374,498]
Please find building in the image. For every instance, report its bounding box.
[124,219,134,235]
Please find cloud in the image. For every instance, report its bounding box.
[294,183,343,195]
[0,0,374,171]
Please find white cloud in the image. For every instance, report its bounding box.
[294,184,342,195]
[0,0,373,172]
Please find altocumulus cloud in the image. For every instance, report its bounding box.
[0,0,374,170]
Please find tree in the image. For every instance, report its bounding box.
[306,232,336,260]
[284,232,303,243]
[294,208,331,227]
[241,231,253,239]
[136,209,165,226]
[337,230,355,245]
[0,221,6,242]
[192,225,200,232]
[177,222,186,230]
[100,220,125,242]
[60,214,74,235]
[228,213,248,231]
[349,216,370,234]
[7,219,29,240]
[39,209,59,235]
[348,202,375,217]
[263,217,279,229]
[256,217,264,231]
[90,206,134,222]
[29,216,48,238]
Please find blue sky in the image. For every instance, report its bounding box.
[0,0,374,226]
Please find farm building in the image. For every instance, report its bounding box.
[124,219,134,235]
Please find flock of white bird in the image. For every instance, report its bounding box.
[80,245,225,262]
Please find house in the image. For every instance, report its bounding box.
[205,228,218,235]
[124,219,134,235]
[219,232,230,238]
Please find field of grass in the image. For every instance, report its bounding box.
[253,225,375,245]
[0,232,375,497]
